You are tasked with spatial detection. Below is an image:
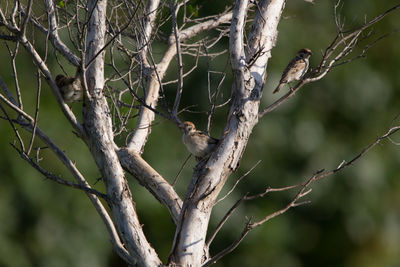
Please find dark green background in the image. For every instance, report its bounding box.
[1,1,400,266]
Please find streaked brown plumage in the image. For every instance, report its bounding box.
[55,69,82,102]
[179,121,219,160]
[273,48,312,94]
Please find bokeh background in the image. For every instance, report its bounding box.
[1,0,400,266]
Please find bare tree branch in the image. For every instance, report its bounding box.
[44,0,80,65]
[26,70,41,156]
[229,0,248,73]
[117,148,183,225]
[170,0,184,119]
[19,0,32,38]
[11,143,108,199]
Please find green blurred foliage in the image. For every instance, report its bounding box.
[1,0,400,266]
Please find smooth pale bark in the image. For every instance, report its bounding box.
[118,148,182,225]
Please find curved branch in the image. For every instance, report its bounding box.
[44,0,80,65]
[20,37,85,138]
[138,0,161,67]
[117,148,182,225]
[229,0,248,71]
[180,12,232,41]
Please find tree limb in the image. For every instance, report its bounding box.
[117,148,182,225]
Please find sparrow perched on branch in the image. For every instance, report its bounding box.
[273,48,312,94]
[179,121,219,160]
[55,67,83,102]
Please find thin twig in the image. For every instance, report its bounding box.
[216,160,261,204]
[27,70,41,155]
[12,143,108,199]
[172,154,192,186]
[20,0,33,37]
[170,0,184,118]
[206,194,248,247]
[0,103,25,151]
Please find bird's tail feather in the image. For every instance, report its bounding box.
[273,83,284,94]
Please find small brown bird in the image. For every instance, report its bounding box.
[273,48,312,94]
[179,121,219,160]
[55,68,82,102]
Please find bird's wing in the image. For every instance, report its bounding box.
[72,77,83,91]
[209,136,219,145]
[58,77,75,88]
[286,59,306,79]
[198,131,219,144]
[280,58,306,83]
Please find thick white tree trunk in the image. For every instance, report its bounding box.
[83,1,162,266]
[169,1,286,266]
